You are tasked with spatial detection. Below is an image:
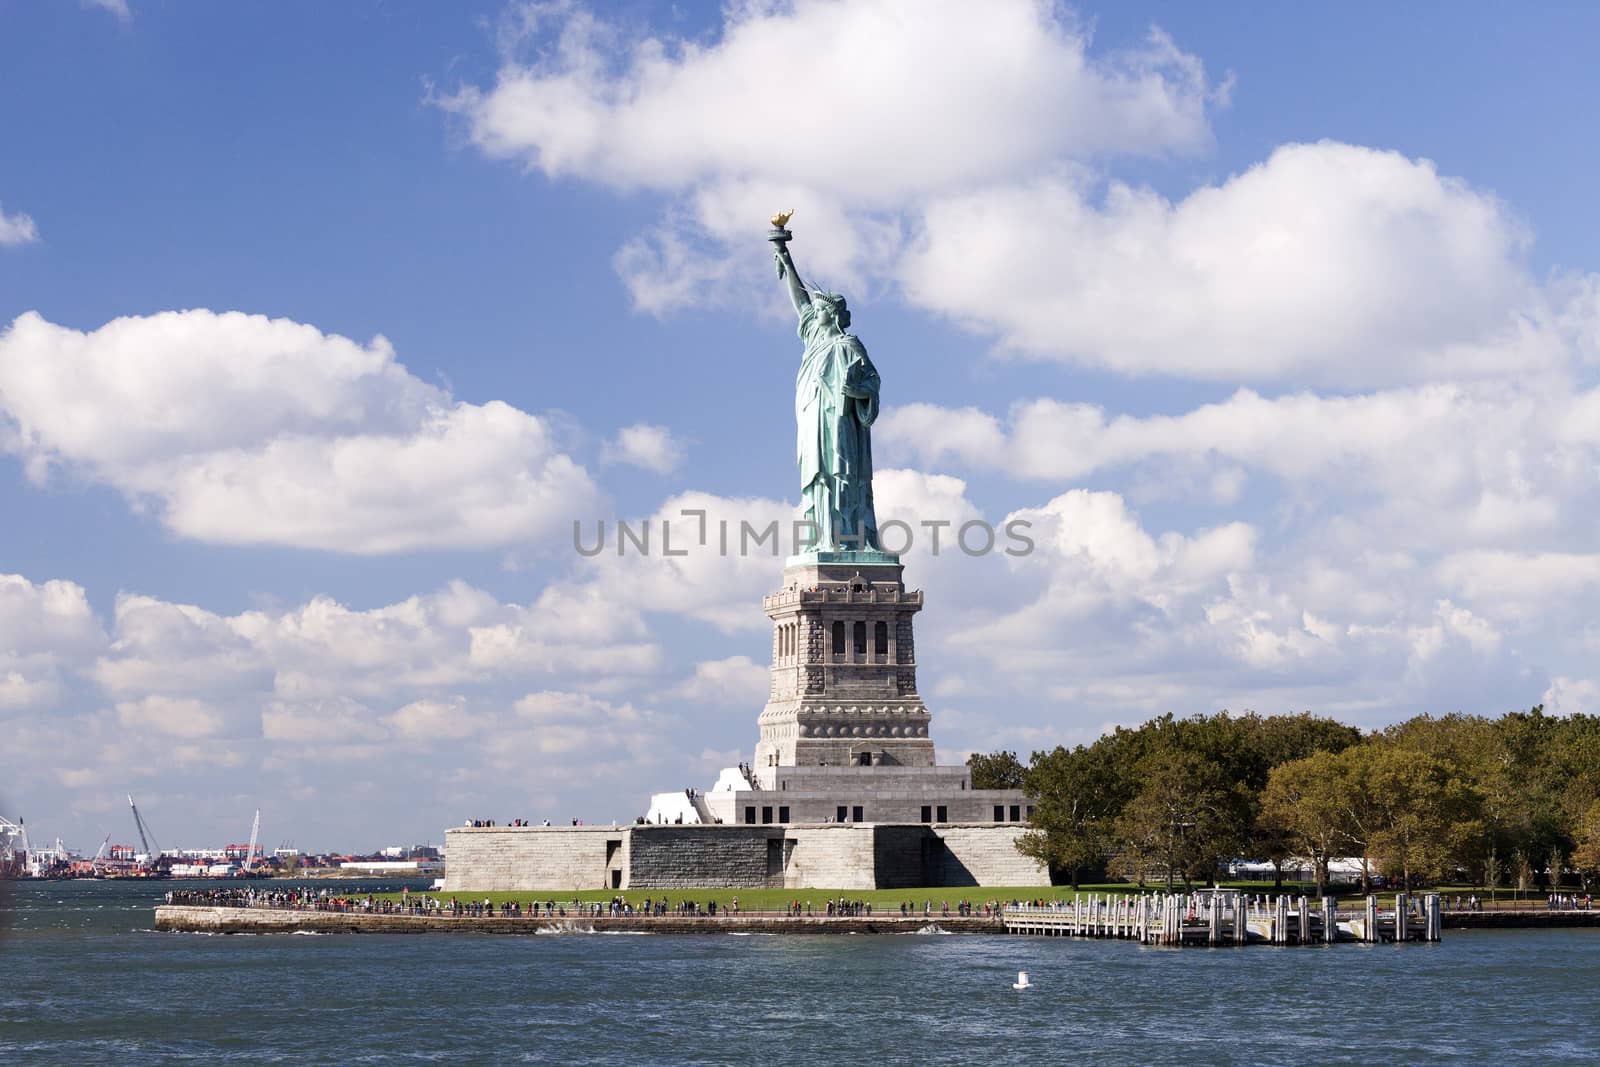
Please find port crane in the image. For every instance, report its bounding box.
[1,815,25,871]
[128,795,161,866]
[244,810,260,873]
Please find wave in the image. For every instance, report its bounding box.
[534,923,599,935]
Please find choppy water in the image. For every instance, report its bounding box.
[2,878,1598,1064]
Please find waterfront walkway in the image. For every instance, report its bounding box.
[153,903,1000,935]
[153,889,1600,938]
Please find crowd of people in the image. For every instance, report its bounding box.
[164,887,1014,921]
[164,887,438,915]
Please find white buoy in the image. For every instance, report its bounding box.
[1012,970,1032,990]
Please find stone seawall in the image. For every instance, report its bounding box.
[153,906,1002,936]
[1442,910,1600,930]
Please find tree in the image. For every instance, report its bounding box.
[1204,711,1358,887]
[1339,742,1481,888]
[966,750,1025,791]
[1385,708,1560,892]
[1018,744,1120,890]
[1261,750,1352,896]
[1571,800,1600,892]
[1247,712,1363,770]
[1109,747,1249,891]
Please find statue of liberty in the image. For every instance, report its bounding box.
[769,212,883,554]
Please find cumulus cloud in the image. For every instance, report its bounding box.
[881,376,1600,553]
[446,0,1216,197]
[0,575,105,713]
[262,697,386,745]
[601,422,686,473]
[441,0,1223,312]
[1434,551,1600,622]
[1542,676,1598,716]
[389,696,477,741]
[673,655,769,707]
[509,689,661,758]
[901,142,1550,386]
[2,571,698,834]
[94,594,271,699]
[114,695,225,739]
[0,203,39,247]
[84,579,663,715]
[0,310,600,553]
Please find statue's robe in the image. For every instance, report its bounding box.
[795,300,880,550]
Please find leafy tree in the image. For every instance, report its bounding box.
[1247,712,1363,769]
[1339,742,1481,888]
[1548,714,1600,888]
[1571,800,1600,892]
[1388,708,1564,891]
[1260,749,1351,896]
[1109,747,1248,891]
[1018,744,1120,890]
[966,750,1025,791]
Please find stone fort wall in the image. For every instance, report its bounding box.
[443,823,1047,892]
[444,826,623,893]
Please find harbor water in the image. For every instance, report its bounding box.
[2,878,1598,1064]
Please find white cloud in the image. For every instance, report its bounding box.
[442,0,1222,312]
[0,203,39,247]
[94,594,270,699]
[601,422,686,473]
[1542,676,1599,716]
[42,577,676,778]
[262,697,386,745]
[673,655,769,707]
[84,0,132,24]
[881,377,1600,554]
[901,142,1549,386]
[446,0,1216,199]
[0,575,105,714]
[1434,551,1600,621]
[986,488,1255,627]
[0,310,599,553]
[441,9,1574,397]
[389,696,477,741]
[2,571,698,835]
[0,671,61,711]
[114,695,224,738]
[509,689,660,758]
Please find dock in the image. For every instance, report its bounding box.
[1001,890,1443,945]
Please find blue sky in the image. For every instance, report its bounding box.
[2,0,1597,852]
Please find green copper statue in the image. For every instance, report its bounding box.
[769,211,884,555]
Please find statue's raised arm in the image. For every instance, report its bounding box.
[769,210,810,315]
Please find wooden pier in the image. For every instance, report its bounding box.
[1002,890,1442,945]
